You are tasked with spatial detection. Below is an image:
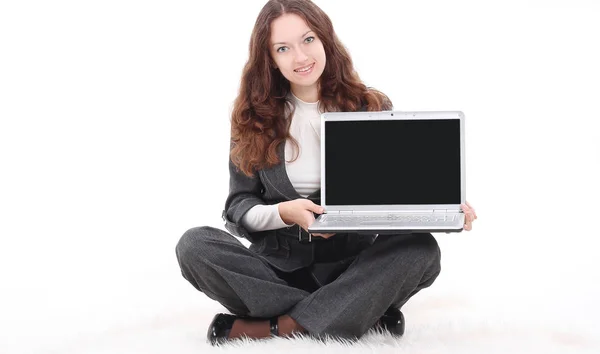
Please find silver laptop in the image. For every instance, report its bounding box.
[308,110,466,235]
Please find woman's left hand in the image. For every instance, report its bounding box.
[461,201,477,231]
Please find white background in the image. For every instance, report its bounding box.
[1,0,599,352]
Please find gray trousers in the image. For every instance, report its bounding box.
[175,226,441,339]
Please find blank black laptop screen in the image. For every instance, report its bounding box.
[324,119,461,205]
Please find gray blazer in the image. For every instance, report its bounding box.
[222,141,376,273]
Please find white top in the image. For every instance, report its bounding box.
[240,93,322,232]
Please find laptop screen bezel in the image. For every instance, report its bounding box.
[320,110,466,212]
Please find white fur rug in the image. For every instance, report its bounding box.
[5,231,600,354]
[19,293,599,354]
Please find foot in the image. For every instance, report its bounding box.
[207,313,238,345]
[376,307,405,336]
[228,317,272,339]
[207,313,306,345]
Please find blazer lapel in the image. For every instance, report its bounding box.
[260,141,303,201]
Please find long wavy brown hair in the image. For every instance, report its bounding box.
[230,0,392,177]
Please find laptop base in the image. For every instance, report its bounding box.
[307,227,463,235]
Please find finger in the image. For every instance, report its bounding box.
[302,199,315,209]
[304,214,316,232]
[462,204,476,222]
[312,233,332,238]
[467,211,474,223]
[466,201,477,219]
[461,205,471,223]
[464,217,472,231]
[308,203,325,214]
[460,204,468,217]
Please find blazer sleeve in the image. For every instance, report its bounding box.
[221,152,268,243]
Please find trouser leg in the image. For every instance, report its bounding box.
[175,226,310,318]
[288,233,441,339]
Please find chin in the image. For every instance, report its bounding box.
[293,78,319,87]
[290,74,322,88]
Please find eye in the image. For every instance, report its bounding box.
[305,36,315,43]
[276,46,289,53]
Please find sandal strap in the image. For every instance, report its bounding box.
[269,317,279,336]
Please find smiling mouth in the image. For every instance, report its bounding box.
[294,63,315,73]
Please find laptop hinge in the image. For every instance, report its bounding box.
[339,210,353,214]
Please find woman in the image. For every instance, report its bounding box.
[176,0,477,345]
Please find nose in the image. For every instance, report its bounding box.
[295,47,309,63]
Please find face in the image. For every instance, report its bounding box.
[269,13,326,94]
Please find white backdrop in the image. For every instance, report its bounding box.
[1,0,599,353]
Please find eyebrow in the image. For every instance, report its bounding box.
[272,30,313,47]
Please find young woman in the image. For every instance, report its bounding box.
[176,0,477,345]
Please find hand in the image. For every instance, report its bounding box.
[278,199,336,239]
[460,201,478,231]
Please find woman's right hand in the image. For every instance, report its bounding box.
[278,199,335,239]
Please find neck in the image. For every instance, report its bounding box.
[290,84,319,103]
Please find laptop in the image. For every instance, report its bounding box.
[307,110,466,235]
